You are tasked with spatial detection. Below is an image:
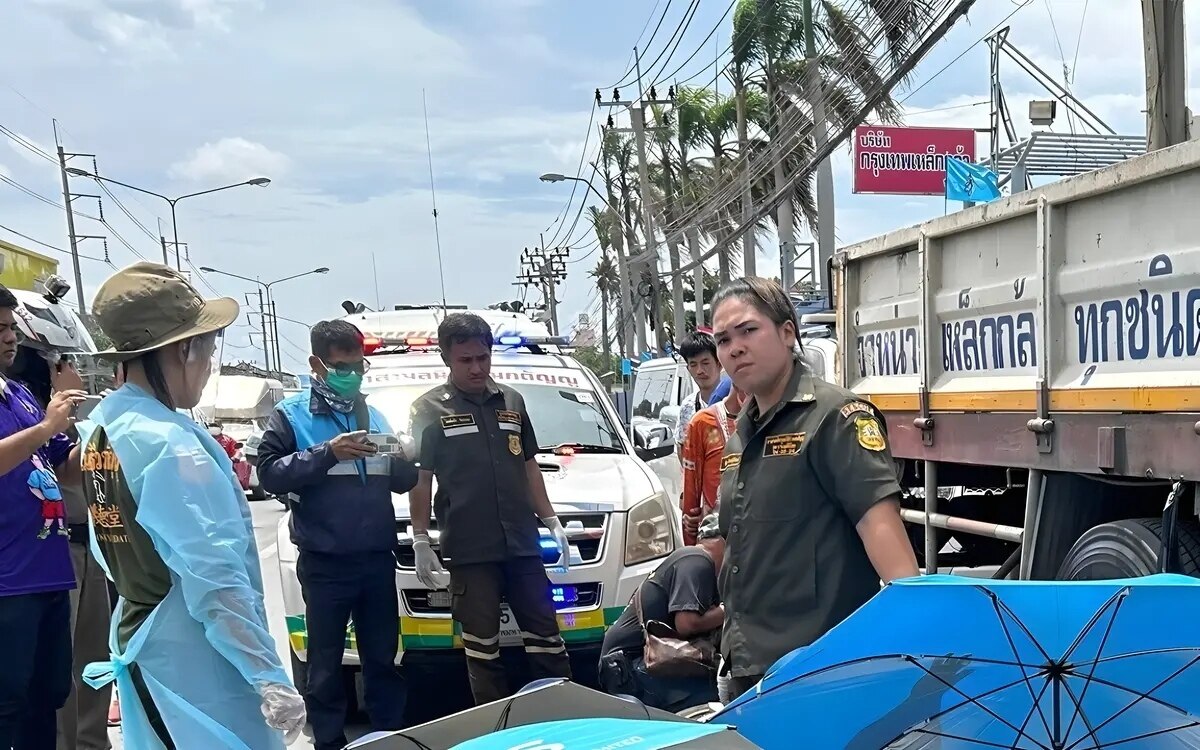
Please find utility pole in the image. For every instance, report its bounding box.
[268,295,283,378]
[515,244,567,335]
[254,290,272,373]
[1142,0,1188,151]
[802,0,836,295]
[598,57,674,355]
[57,145,94,312]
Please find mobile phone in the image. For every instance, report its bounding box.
[73,395,102,420]
[365,433,402,454]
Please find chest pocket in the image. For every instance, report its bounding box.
[744,431,812,522]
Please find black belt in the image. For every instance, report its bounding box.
[68,523,90,545]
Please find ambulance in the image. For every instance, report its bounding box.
[276,306,683,700]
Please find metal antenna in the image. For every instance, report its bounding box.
[423,89,449,312]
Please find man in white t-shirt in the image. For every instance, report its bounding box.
[673,330,723,450]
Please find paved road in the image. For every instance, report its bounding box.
[108,498,370,749]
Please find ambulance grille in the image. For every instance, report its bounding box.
[394,513,608,568]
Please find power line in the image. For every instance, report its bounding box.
[543,101,598,248]
[639,0,702,87]
[653,0,738,86]
[0,223,110,263]
[607,0,675,89]
[0,124,57,164]
[657,0,975,272]
[898,0,1034,106]
[654,0,893,240]
[94,181,159,243]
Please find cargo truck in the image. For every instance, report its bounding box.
[832,138,1200,582]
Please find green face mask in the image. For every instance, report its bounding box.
[324,370,363,397]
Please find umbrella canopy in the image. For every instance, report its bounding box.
[715,574,1200,749]
[449,718,760,750]
[346,679,688,749]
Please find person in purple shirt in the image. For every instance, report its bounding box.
[0,283,86,748]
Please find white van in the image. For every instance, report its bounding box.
[276,307,683,689]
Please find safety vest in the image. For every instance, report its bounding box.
[276,391,393,483]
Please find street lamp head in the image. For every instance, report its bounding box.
[247,177,271,187]
[65,167,93,178]
[199,266,216,273]
[313,267,330,274]
[539,173,567,183]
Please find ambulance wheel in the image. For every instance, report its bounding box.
[1056,518,1200,580]
[289,648,308,695]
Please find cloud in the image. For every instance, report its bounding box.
[4,132,56,166]
[169,138,290,183]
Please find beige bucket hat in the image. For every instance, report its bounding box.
[92,262,239,362]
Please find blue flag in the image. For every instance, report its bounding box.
[945,157,1001,203]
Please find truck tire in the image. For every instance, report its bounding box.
[1056,518,1200,580]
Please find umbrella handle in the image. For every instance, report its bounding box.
[1159,480,1188,574]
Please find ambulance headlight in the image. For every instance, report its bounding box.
[624,493,674,566]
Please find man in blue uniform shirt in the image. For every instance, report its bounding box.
[258,320,418,750]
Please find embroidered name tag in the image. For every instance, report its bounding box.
[763,432,806,457]
[441,414,478,436]
[840,401,873,419]
[720,454,741,472]
[496,409,522,432]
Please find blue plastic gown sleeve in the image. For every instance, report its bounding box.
[257,408,337,495]
[135,424,290,690]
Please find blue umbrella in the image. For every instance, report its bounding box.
[715,574,1200,749]
[450,718,760,749]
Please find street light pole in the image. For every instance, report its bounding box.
[200,266,330,376]
[65,168,271,271]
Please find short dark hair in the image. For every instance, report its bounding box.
[311,320,364,360]
[438,313,493,357]
[0,284,17,310]
[678,331,717,363]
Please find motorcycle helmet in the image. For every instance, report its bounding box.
[11,284,96,354]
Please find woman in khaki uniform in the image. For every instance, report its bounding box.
[709,277,919,702]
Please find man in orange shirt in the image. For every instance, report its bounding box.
[679,385,744,545]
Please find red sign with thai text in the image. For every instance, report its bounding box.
[852,125,977,196]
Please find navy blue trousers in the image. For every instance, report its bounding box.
[298,550,406,750]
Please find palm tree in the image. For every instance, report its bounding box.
[648,105,688,341]
[597,128,640,357]
[672,86,712,321]
[729,0,933,279]
[586,206,620,360]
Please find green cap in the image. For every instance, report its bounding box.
[91,262,239,362]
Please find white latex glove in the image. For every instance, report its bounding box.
[258,682,306,744]
[543,515,571,571]
[413,533,450,589]
[397,433,417,462]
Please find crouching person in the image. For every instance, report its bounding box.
[598,514,724,712]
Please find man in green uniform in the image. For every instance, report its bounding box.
[710,277,919,702]
[407,313,572,704]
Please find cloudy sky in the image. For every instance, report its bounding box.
[0,0,1197,371]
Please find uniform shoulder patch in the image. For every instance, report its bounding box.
[854,416,887,452]
[840,401,874,419]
